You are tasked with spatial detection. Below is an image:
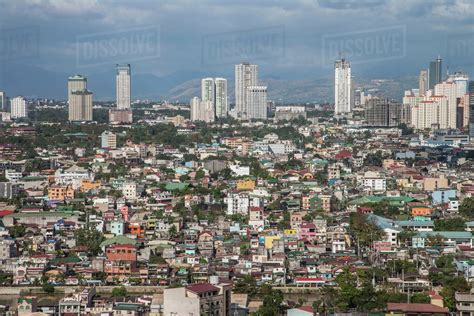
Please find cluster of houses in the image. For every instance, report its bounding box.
[0,120,473,315]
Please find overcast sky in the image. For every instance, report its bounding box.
[1,0,473,80]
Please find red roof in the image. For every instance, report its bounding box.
[335,150,352,159]
[387,303,448,313]
[186,283,219,294]
[0,210,14,217]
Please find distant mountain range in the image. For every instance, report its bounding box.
[0,63,417,103]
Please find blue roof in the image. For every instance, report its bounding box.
[415,231,472,239]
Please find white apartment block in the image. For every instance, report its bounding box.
[190,97,215,123]
[357,171,386,193]
[245,86,267,120]
[101,131,117,149]
[335,58,352,115]
[10,96,27,119]
[235,62,258,120]
[215,78,228,118]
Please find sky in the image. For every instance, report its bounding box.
[0,0,473,81]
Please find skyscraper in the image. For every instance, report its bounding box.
[116,64,131,109]
[0,92,7,112]
[246,86,267,120]
[235,62,258,120]
[68,75,87,101]
[10,96,27,119]
[419,70,428,96]
[428,56,442,90]
[365,98,403,127]
[68,75,92,122]
[334,58,352,115]
[201,78,215,104]
[215,78,228,118]
[69,90,93,122]
[469,81,474,139]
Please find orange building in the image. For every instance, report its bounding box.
[411,206,433,217]
[128,222,144,238]
[48,185,74,200]
[80,179,101,192]
[106,244,137,262]
[236,178,255,191]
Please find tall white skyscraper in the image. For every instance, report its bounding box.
[246,86,267,120]
[10,96,27,119]
[201,78,215,103]
[235,62,258,120]
[0,92,7,112]
[116,64,131,109]
[215,78,228,118]
[68,75,92,122]
[334,59,352,115]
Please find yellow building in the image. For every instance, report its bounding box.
[264,236,280,249]
[80,179,101,192]
[48,185,74,200]
[423,177,449,191]
[236,178,256,191]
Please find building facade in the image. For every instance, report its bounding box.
[235,62,258,120]
[245,86,267,120]
[10,96,27,119]
[335,58,352,115]
[116,64,131,110]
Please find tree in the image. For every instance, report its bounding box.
[349,213,384,249]
[42,283,55,293]
[168,225,178,238]
[233,275,258,297]
[460,197,474,219]
[112,286,127,297]
[434,217,465,231]
[8,226,26,238]
[74,228,105,256]
[256,286,284,316]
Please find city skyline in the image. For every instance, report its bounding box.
[1,0,474,101]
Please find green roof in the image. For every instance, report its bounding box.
[21,176,47,181]
[100,235,137,248]
[4,212,73,218]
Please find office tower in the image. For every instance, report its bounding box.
[68,75,87,101]
[428,56,442,90]
[365,98,402,127]
[116,64,131,109]
[215,78,228,118]
[0,92,7,111]
[190,97,215,123]
[101,131,117,149]
[419,70,428,96]
[235,62,258,120]
[69,90,93,121]
[201,78,215,103]
[334,58,352,115]
[10,96,27,119]
[469,81,474,139]
[245,86,267,120]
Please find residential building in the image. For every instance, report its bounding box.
[245,86,267,120]
[235,62,258,120]
[10,96,27,119]
[101,131,117,149]
[215,77,228,118]
[190,97,215,123]
[335,58,352,115]
[109,109,133,124]
[116,64,131,110]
